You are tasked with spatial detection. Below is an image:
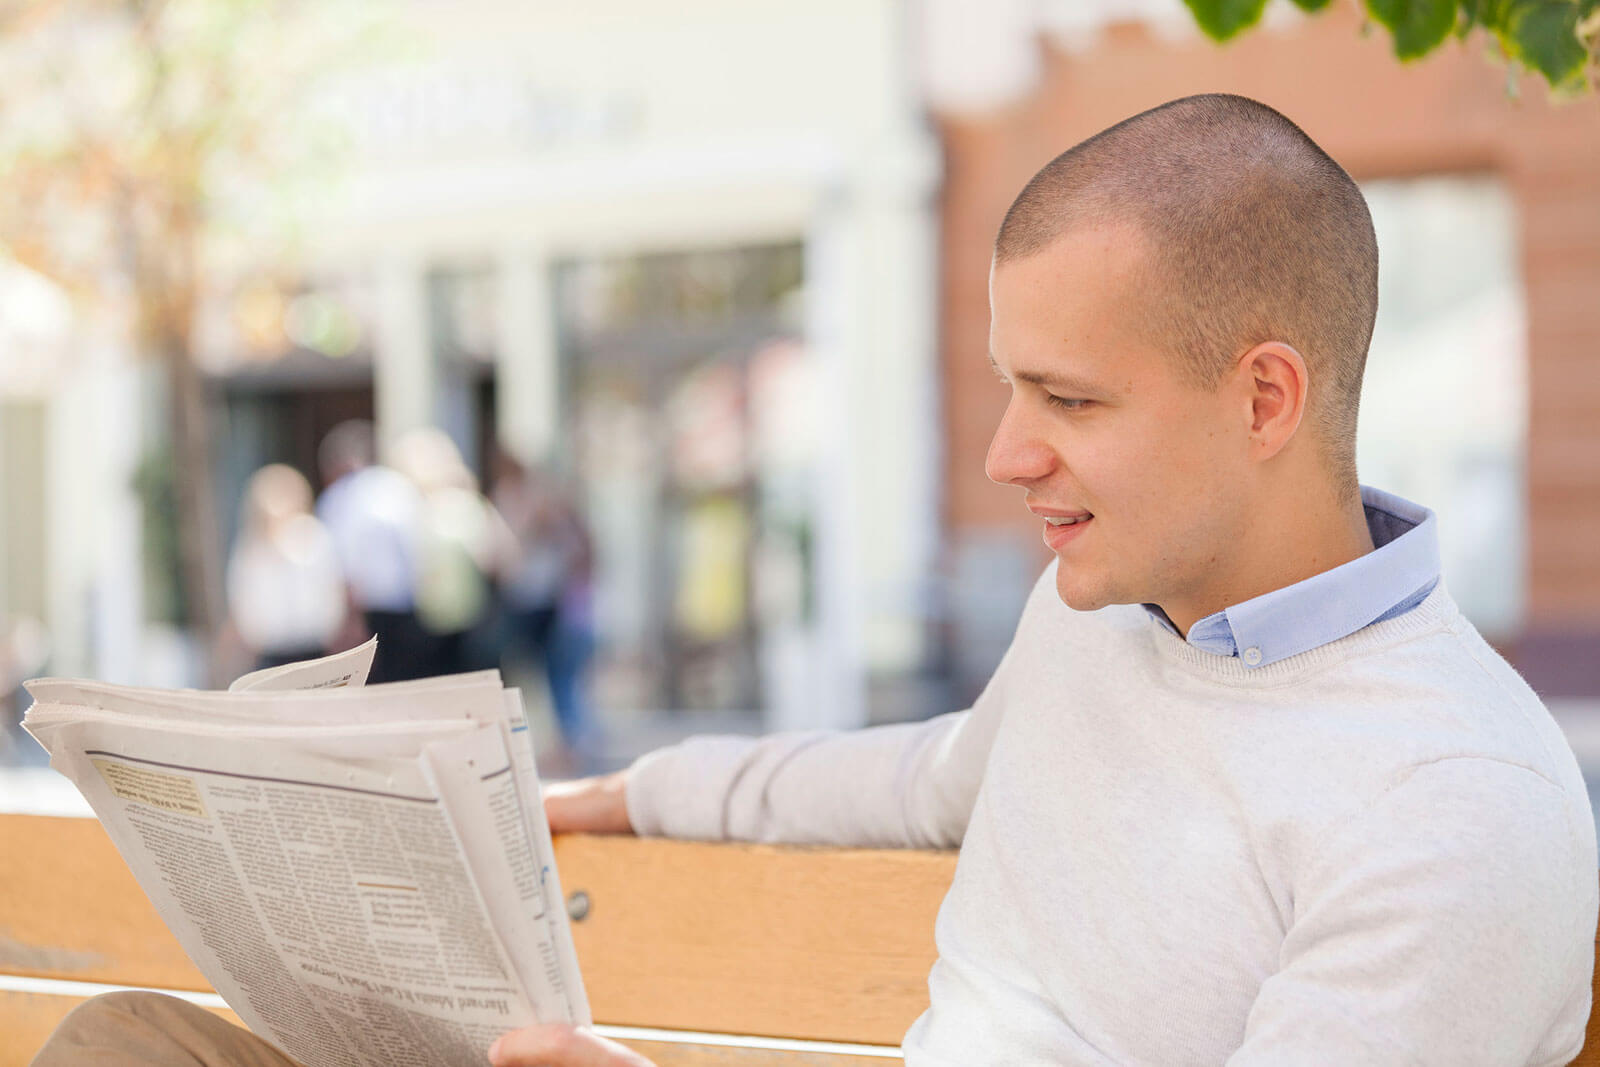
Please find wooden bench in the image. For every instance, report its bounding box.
[3,813,1598,1065]
[0,815,953,1065]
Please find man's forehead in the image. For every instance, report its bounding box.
[989,233,1150,337]
[986,347,1119,397]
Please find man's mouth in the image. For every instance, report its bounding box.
[1038,510,1093,550]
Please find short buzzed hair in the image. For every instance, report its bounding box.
[995,94,1377,488]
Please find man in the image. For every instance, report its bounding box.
[33,94,1596,1067]
[515,93,1598,1065]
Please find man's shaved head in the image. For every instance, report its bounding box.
[995,94,1377,487]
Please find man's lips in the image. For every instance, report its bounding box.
[1030,507,1093,551]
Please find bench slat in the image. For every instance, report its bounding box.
[0,991,896,1066]
[555,835,953,1046]
[622,1042,892,1066]
[0,817,952,1049]
[0,815,210,990]
[1587,975,1600,1067]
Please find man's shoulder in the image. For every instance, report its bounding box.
[1350,595,1557,744]
[1313,584,1535,709]
[1292,601,1592,849]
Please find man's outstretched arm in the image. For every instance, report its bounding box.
[544,703,997,847]
[543,564,1064,846]
[543,660,1013,847]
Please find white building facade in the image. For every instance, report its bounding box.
[10,0,944,736]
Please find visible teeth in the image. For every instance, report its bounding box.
[1046,515,1089,526]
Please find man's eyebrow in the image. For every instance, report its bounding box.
[987,350,1114,397]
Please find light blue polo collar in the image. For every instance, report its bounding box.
[1146,486,1441,669]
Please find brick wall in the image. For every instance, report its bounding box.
[934,7,1600,693]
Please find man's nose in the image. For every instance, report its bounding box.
[985,398,1055,486]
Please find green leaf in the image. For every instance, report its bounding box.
[1470,0,1518,27]
[1289,0,1337,10]
[1503,0,1587,86]
[1182,0,1271,40]
[1365,0,1461,57]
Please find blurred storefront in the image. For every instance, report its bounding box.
[0,261,147,705]
[189,0,941,734]
[11,1,1597,775]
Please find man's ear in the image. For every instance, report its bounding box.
[1237,341,1307,461]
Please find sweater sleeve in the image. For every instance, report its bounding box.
[622,638,1014,849]
[1226,757,1596,1067]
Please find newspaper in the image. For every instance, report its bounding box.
[22,641,589,1067]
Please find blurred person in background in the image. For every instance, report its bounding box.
[224,465,344,672]
[316,420,427,683]
[492,451,600,773]
[392,428,516,678]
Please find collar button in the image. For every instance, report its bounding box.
[1242,646,1263,667]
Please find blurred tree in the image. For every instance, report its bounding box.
[1184,0,1599,94]
[0,0,383,681]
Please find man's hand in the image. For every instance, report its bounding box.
[543,771,633,835]
[489,1024,654,1066]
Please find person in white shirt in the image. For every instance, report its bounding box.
[31,93,1596,1067]
[224,464,344,670]
[315,420,428,683]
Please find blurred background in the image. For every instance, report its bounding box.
[1,1,1597,822]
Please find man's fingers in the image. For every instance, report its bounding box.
[489,1024,655,1067]
[544,771,633,835]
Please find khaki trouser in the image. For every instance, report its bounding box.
[31,991,303,1067]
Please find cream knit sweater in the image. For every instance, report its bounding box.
[626,567,1597,1065]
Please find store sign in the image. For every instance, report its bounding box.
[320,67,647,162]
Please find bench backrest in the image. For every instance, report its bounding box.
[3,814,1597,1065]
[0,815,952,1065]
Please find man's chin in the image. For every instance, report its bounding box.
[1053,569,1116,613]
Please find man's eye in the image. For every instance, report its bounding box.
[1046,394,1090,411]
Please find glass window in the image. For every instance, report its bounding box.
[554,243,809,715]
[1358,176,1525,640]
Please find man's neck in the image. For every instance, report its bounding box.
[1161,484,1375,638]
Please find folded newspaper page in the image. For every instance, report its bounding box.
[23,642,589,1067]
